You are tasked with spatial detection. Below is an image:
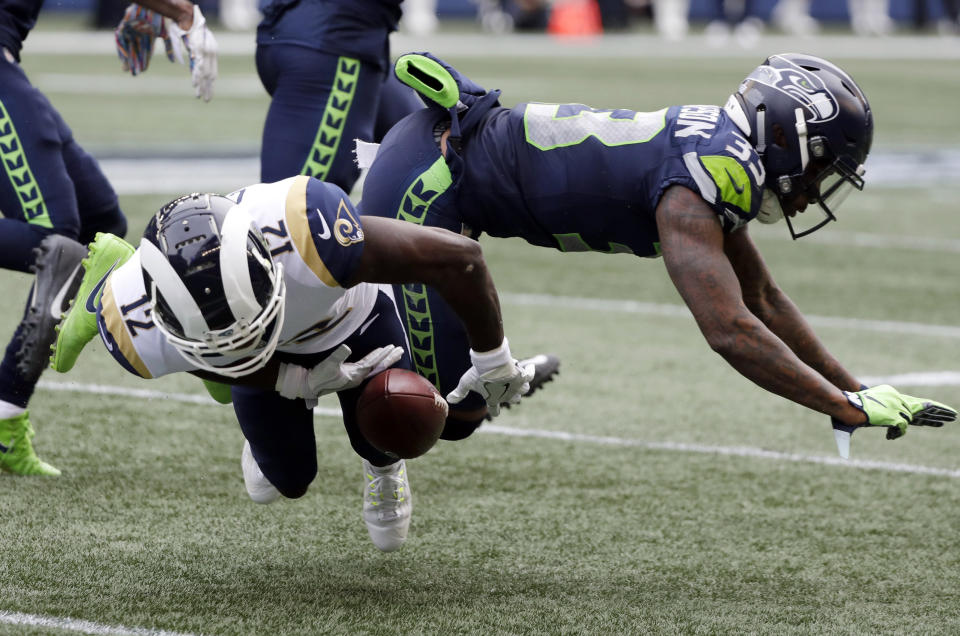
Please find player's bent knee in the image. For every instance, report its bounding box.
[275,484,309,499]
[260,465,316,500]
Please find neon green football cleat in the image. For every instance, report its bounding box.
[50,232,135,373]
[0,412,60,476]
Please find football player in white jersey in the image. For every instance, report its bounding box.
[47,174,534,552]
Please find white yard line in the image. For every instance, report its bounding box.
[37,379,960,478]
[859,371,960,387]
[33,73,266,97]
[21,30,960,60]
[480,425,960,479]
[37,379,343,417]
[0,610,199,636]
[499,292,960,339]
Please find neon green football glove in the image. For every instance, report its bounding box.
[842,384,957,440]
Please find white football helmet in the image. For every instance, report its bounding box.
[139,193,286,378]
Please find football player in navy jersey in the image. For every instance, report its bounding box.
[359,52,956,453]
[0,0,132,475]
[255,0,423,189]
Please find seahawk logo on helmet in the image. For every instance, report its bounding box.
[724,53,873,239]
[139,193,286,378]
[745,61,839,123]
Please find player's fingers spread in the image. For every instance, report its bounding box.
[916,406,956,422]
[931,405,958,419]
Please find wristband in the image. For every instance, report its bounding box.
[469,337,512,375]
[275,362,307,400]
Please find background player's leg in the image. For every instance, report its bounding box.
[61,130,127,243]
[256,44,383,191]
[0,61,102,475]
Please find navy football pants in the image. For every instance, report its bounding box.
[231,289,413,499]
[0,54,126,407]
[256,44,422,192]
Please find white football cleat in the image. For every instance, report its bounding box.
[242,440,281,504]
[362,458,412,552]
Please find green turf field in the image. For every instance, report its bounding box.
[2,27,959,635]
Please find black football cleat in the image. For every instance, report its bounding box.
[16,234,88,383]
[486,353,560,420]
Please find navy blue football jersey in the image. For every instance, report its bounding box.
[0,0,43,58]
[458,102,765,258]
[257,0,402,69]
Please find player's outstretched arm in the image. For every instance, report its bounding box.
[349,216,504,351]
[722,225,860,393]
[349,216,532,416]
[656,185,865,426]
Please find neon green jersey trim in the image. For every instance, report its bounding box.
[700,155,751,213]
[553,233,635,255]
[397,156,453,225]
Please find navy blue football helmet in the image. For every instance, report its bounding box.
[724,53,873,238]
[140,193,286,377]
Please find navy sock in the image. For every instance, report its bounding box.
[0,219,50,273]
[0,299,36,408]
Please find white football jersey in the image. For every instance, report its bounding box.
[97,175,378,378]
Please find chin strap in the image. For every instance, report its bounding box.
[794,107,809,170]
[755,107,766,156]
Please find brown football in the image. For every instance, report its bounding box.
[356,368,448,459]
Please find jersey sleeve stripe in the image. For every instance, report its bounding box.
[101,277,153,379]
[682,151,718,204]
[284,175,340,287]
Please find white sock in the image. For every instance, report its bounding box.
[0,400,26,419]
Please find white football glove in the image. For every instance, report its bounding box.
[447,338,534,417]
[165,5,218,101]
[276,344,404,406]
